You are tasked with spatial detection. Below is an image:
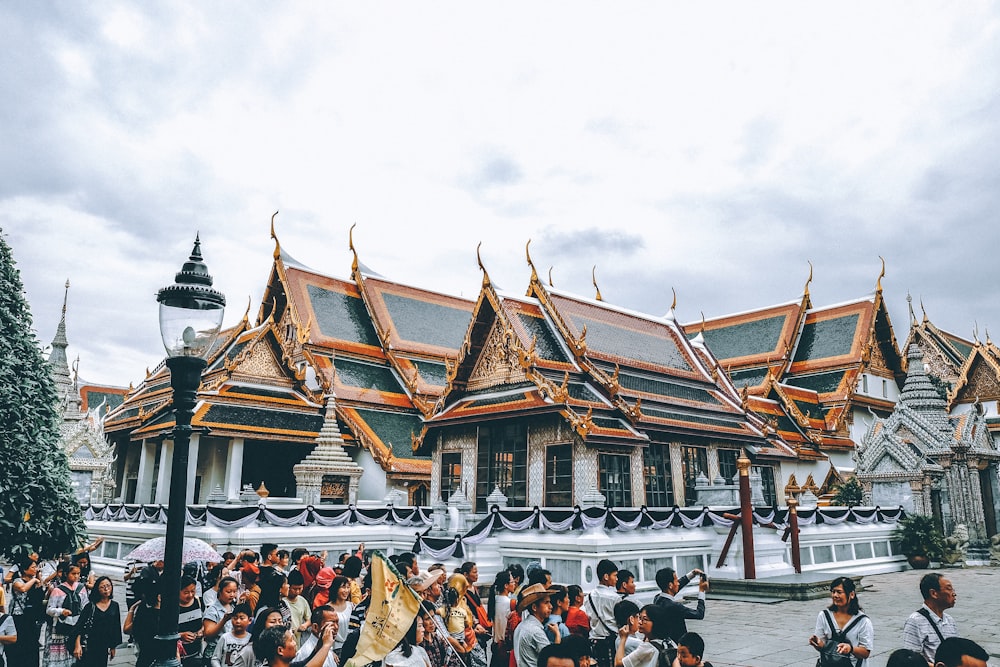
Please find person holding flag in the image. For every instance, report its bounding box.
[345,552,423,667]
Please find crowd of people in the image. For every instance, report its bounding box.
[0,540,992,667]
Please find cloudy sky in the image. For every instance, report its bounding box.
[4,2,1000,387]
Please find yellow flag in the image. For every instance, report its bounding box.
[346,551,422,667]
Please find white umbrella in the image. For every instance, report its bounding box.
[125,536,225,563]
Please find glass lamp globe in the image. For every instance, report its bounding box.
[157,235,226,358]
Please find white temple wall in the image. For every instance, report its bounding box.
[355,450,388,501]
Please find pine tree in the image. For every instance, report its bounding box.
[0,229,86,560]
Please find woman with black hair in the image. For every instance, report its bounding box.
[10,558,47,667]
[45,561,89,667]
[808,576,874,667]
[71,576,122,667]
[385,617,432,667]
[488,570,515,667]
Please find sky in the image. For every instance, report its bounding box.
[3,2,1000,387]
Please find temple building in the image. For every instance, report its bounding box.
[855,344,1000,547]
[104,230,474,506]
[680,266,906,502]
[415,247,797,510]
[47,281,127,503]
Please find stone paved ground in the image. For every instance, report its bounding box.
[91,566,999,666]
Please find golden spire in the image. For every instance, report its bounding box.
[548,266,554,287]
[920,297,928,323]
[525,239,539,286]
[907,292,916,327]
[670,287,677,311]
[477,242,491,287]
[592,266,603,301]
[270,210,280,259]
[973,321,980,344]
[804,261,813,297]
[876,256,886,293]
[349,223,359,274]
[699,311,706,335]
[241,295,251,324]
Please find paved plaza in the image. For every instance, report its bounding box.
[96,566,997,666]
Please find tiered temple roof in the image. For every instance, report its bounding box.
[681,266,905,459]
[420,245,793,458]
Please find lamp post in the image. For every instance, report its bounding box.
[153,235,225,667]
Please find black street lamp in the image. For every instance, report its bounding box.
[152,235,225,667]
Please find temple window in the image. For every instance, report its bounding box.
[410,482,429,506]
[476,423,527,512]
[599,453,632,507]
[754,465,778,506]
[718,448,739,483]
[440,452,462,500]
[544,443,573,507]
[882,379,888,398]
[642,444,674,507]
[681,446,708,506]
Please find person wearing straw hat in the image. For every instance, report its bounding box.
[513,584,561,667]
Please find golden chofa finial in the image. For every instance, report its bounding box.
[242,295,252,324]
[670,287,677,312]
[592,266,603,301]
[548,267,554,287]
[907,292,916,327]
[700,311,706,335]
[270,210,280,259]
[349,223,359,274]
[876,256,886,293]
[525,239,539,288]
[476,242,490,287]
[804,261,813,297]
[920,297,928,323]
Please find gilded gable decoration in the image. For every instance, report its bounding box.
[468,319,528,391]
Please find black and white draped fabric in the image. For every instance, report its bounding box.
[81,503,436,528]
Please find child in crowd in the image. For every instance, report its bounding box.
[675,632,712,667]
[211,603,252,667]
[285,569,312,647]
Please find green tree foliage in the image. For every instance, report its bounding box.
[0,230,86,560]
[832,476,864,507]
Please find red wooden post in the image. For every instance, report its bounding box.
[737,452,756,579]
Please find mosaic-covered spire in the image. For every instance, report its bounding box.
[898,344,951,433]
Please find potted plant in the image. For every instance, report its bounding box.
[893,513,945,569]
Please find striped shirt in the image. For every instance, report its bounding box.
[901,604,957,665]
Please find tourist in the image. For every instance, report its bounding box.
[385,617,433,667]
[45,561,89,667]
[675,632,711,667]
[210,602,252,667]
[69,575,121,667]
[513,584,560,667]
[9,558,46,667]
[459,562,492,649]
[327,575,354,656]
[420,601,463,667]
[177,574,206,666]
[410,570,446,607]
[808,576,873,667]
[526,566,552,588]
[243,606,286,666]
[71,552,97,592]
[886,649,929,667]
[565,586,589,639]
[560,634,593,667]
[902,573,958,665]
[585,559,620,667]
[123,559,143,610]
[343,556,364,605]
[398,552,420,578]
[615,571,635,600]
[285,569,312,647]
[241,563,262,614]
[309,568,336,609]
[294,606,339,667]
[546,586,570,643]
[276,550,292,576]
[652,567,708,644]
[612,600,641,659]
[614,605,668,667]
[933,637,989,667]
[0,607,14,666]
[256,624,335,667]
[487,570,515,667]
[440,573,482,666]
[258,543,285,609]
[508,564,526,595]
[537,643,578,667]
[135,558,165,602]
[202,563,226,608]
[124,586,159,667]
[203,576,240,661]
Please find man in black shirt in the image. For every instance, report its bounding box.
[652,567,709,643]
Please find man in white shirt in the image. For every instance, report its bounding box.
[295,605,339,667]
[585,560,620,667]
[514,584,560,667]
[901,573,959,665]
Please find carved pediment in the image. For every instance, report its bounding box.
[956,358,1000,402]
[467,320,527,391]
[867,338,891,374]
[233,341,288,381]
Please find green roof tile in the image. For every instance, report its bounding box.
[791,399,824,420]
[352,408,427,459]
[617,372,720,404]
[203,405,323,433]
[792,314,860,363]
[642,407,743,430]
[516,313,569,362]
[784,370,846,394]
[412,360,448,387]
[382,293,471,350]
[335,358,405,393]
[307,285,381,347]
[695,315,787,360]
[730,368,769,388]
[949,338,973,359]
[567,315,691,370]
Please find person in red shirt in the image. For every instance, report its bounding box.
[565,586,590,638]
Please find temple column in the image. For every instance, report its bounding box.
[135,439,156,504]
[185,434,200,504]
[225,438,245,500]
[155,440,174,504]
[669,444,685,505]
[706,444,721,483]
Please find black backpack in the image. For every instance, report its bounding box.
[648,638,677,667]
[816,611,867,667]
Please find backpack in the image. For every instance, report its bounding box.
[0,613,8,667]
[54,584,83,634]
[649,638,677,667]
[816,611,867,667]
